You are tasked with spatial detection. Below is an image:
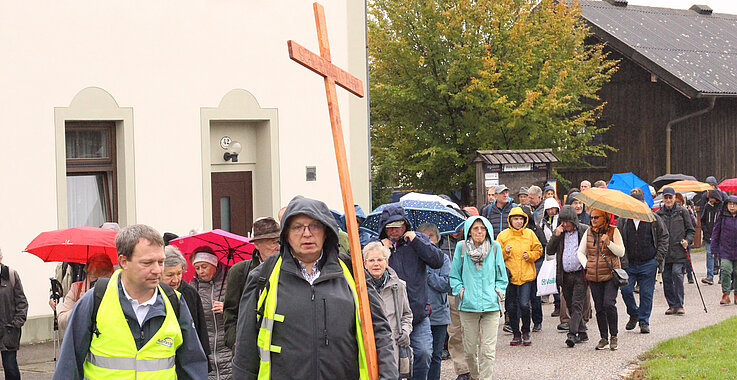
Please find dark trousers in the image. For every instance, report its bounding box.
[561,270,588,336]
[1,350,20,380]
[589,279,619,340]
[508,281,533,334]
[663,263,685,308]
[621,259,658,325]
[530,257,543,324]
[428,324,447,380]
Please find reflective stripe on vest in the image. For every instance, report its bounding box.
[256,257,370,380]
[83,269,183,380]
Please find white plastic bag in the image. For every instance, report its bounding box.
[536,259,558,296]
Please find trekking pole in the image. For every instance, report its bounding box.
[684,248,708,313]
[49,278,63,366]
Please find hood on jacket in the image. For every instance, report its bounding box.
[559,205,578,224]
[707,189,724,203]
[377,203,413,239]
[706,176,718,186]
[543,198,559,212]
[462,216,494,243]
[507,207,529,230]
[280,196,339,251]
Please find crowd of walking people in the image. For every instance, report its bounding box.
[0,175,735,380]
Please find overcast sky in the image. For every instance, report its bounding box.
[625,0,737,15]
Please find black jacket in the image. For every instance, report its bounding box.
[616,214,669,269]
[178,280,211,362]
[701,199,722,242]
[547,206,587,282]
[0,264,27,351]
[656,203,695,264]
[232,197,397,380]
[223,251,262,349]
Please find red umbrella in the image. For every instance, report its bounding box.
[718,178,737,193]
[168,229,254,282]
[24,226,119,264]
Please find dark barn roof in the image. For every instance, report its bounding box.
[579,1,737,99]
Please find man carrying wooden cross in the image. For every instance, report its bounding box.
[231,197,397,379]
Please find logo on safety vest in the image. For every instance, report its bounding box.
[156,337,174,348]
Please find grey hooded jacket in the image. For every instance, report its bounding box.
[232,197,398,379]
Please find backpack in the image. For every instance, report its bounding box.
[90,277,180,337]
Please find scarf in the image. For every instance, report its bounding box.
[369,270,389,291]
[465,239,490,269]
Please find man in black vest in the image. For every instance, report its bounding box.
[617,189,669,333]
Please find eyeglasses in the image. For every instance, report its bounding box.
[471,226,487,232]
[590,216,603,220]
[290,223,325,234]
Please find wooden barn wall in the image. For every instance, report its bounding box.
[671,97,737,182]
[560,49,737,189]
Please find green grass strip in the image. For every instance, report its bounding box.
[636,315,737,379]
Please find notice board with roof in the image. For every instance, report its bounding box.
[473,149,559,209]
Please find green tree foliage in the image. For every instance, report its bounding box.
[369,0,618,205]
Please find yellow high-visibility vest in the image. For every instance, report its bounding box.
[83,269,183,379]
[256,256,369,380]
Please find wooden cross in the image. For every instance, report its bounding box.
[288,3,378,379]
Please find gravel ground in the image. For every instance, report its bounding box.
[440,250,736,379]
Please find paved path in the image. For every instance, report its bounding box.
[440,249,737,379]
[4,250,735,379]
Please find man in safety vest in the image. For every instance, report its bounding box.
[232,196,398,379]
[53,224,208,380]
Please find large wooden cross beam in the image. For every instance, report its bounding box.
[287,3,378,380]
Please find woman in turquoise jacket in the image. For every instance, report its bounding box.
[449,216,508,380]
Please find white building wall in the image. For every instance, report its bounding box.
[0,0,369,336]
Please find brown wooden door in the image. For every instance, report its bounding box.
[211,171,253,236]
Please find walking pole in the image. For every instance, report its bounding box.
[685,247,708,313]
[49,278,63,366]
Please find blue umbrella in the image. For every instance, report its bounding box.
[360,200,466,237]
[608,172,653,208]
[330,209,346,231]
[331,205,367,232]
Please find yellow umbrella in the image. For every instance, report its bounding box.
[574,188,656,222]
[658,180,713,193]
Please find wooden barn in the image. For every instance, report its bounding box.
[558,0,737,187]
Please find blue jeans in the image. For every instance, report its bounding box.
[663,263,685,308]
[705,242,714,279]
[410,317,432,380]
[1,350,20,380]
[428,324,447,380]
[621,259,657,325]
[507,281,533,334]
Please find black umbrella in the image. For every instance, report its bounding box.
[652,173,697,190]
